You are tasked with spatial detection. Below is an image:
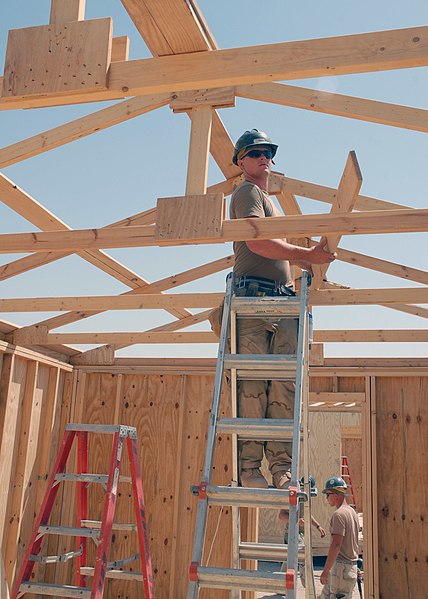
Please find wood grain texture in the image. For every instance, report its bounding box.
[375,377,428,598]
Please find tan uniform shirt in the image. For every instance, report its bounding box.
[330,502,359,562]
[230,180,293,285]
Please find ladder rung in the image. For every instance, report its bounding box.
[217,418,294,440]
[231,296,301,316]
[55,473,132,484]
[38,525,100,538]
[206,486,305,509]
[81,519,137,532]
[196,566,287,592]
[224,354,297,380]
[80,567,143,582]
[239,541,305,561]
[18,582,91,597]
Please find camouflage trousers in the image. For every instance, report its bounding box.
[236,314,298,476]
[319,561,358,599]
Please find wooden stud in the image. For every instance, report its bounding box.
[111,35,130,62]
[186,107,213,195]
[168,375,187,597]
[50,0,86,24]
[3,361,38,583]
[0,553,10,599]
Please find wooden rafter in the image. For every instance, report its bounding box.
[119,0,218,56]
[336,247,428,285]
[236,82,428,133]
[11,255,233,334]
[0,94,170,169]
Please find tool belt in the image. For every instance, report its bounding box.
[234,275,296,297]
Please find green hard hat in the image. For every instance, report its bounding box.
[322,476,347,495]
[232,129,278,165]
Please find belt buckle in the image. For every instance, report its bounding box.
[238,276,246,289]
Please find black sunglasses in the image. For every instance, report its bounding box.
[244,149,273,159]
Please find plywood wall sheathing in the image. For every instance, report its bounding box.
[375,377,428,598]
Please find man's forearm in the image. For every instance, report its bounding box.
[246,237,336,266]
[246,238,311,261]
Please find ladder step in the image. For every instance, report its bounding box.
[81,519,137,532]
[80,566,143,582]
[55,473,132,484]
[196,566,287,592]
[239,541,304,561]
[224,354,297,380]
[38,525,100,538]
[18,582,91,597]
[206,486,305,509]
[231,296,301,316]
[217,418,294,440]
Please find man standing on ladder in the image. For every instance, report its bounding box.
[229,129,336,489]
[319,476,360,599]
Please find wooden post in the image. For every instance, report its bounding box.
[50,0,86,24]
[0,553,10,599]
[185,106,213,195]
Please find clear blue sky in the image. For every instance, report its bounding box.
[0,1,427,358]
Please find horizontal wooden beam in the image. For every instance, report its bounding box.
[18,331,218,345]
[236,82,428,133]
[1,26,427,109]
[0,293,224,313]
[314,329,428,342]
[18,328,426,346]
[0,209,426,253]
[310,287,428,305]
[26,255,233,334]
[309,392,366,404]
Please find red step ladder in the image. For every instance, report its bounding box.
[341,455,357,509]
[12,424,155,599]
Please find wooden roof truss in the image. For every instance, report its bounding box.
[0,0,427,364]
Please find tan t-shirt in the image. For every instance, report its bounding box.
[230,180,292,285]
[330,502,359,562]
